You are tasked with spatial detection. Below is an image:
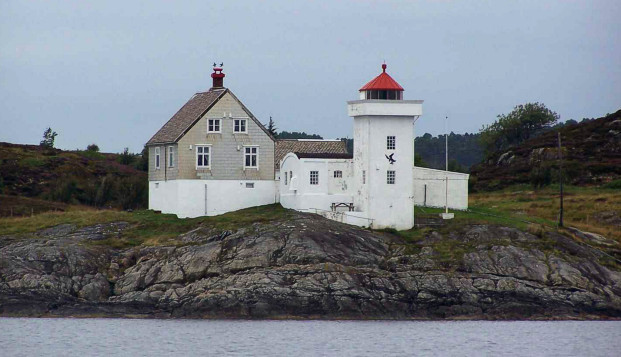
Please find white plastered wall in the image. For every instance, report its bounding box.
[149,179,277,218]
[413,167,469,210]
[279,153,354,213]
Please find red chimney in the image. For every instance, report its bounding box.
[211,67,225,88]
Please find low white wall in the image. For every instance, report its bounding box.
[413,167,469,210]
[149,179,277,218]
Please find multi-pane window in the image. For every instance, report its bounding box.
[387,136,396,150]
[362,170,366,184]
[244,147,258,168]
[208,119,221,133]
[310,171,319,185]
[196,146,210,169]
[168,146,174,167]
[154,147,160,169]
[387,170,395,184]
[234,119,247,133]
[333,170,342,178]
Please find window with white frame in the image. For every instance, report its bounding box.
[387,170,395,184]
[154,147,160,169]
[310,171,319,185]
[333,170,342,178]
[208,119,221,133]
[387,136,396,150]
[168,146,174,167]
[246,182,254,188]
[284,171,288,185]
[196,146,211,169]
[244,146,258,168]
[234,119,247,133]
[362,170,366,184]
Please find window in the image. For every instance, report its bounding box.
[168,146,174,167]
[208,119,221,133]
[387,170,395,184]
[196,146,210,169]
[284,171,288,185]
[154,147,160,169]
[310,171,319,185]
[387,136,396,150]
[362,170,366,184]
[333,170,342,178]
[244,146,258,168]
[234,119,247,133]
[246,182,254,188]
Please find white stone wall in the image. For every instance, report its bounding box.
[149,179,277,218]
[413,167,469,210]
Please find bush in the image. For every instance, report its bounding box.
[604,179,621,190]
[530,166,552,188]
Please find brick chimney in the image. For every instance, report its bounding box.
[211,67,225,88]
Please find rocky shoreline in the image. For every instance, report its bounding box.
[1,212,620,319]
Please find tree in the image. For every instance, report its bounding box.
[119,147,134,165]
[414,153,428,167]
[266,117,277,136]
[40,127,58,148]
[479,102,559,156]
[86,143,100,152]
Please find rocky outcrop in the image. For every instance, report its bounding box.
[471,109,621,191]
[1,213,620,319]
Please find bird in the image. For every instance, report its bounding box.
[219,62,224,67]
[385,153,396,164]
[213,62,217,67]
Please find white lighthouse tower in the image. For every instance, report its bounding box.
[347,64,423,230]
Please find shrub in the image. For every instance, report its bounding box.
[604,179,621,190]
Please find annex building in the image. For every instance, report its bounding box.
[146,65,468,230]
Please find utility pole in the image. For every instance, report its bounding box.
[440,115,453,219]
[558,132,564,227]
[445,116,448,215]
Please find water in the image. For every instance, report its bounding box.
[1,318,620,356]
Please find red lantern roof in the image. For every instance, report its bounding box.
[359,64,404,92]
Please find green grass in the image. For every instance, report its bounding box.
[0,204,291,248]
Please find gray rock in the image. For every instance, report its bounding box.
[1,216,620,319]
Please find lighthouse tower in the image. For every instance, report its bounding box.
[347,64,423,230]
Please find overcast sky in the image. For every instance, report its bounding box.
[1,1,619,153]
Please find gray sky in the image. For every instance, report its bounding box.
[1,0,619,153]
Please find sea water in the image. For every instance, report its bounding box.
[0,318,619,356]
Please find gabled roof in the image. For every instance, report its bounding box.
[146,88,275,145]
[359,64,404,92]
[275,139,348,169]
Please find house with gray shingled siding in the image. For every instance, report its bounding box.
[146,67,347,218]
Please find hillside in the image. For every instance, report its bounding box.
[470,110,621,191]
[0,142,147,214]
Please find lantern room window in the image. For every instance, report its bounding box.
[364,90,402,100]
